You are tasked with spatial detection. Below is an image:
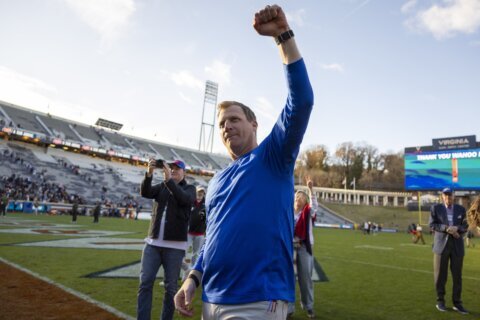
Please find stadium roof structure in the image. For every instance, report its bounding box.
[95,118,123,131]
[0,100,232,172]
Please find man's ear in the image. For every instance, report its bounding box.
[252,120,258,135]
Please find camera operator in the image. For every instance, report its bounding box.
[137,159,196,320]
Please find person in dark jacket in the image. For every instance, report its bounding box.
[93,202,101,223]
[0,192,8,216]
[137,159,195,320]
[71,199,78,223]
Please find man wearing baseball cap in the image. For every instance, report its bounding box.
[137,158,195,320]
[429,187,469,314]
[168,160,186,170]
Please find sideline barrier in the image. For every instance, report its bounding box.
[314,222,398,233]
[315,222,354,229]
[4,200,141,218]
[6,201,49,214]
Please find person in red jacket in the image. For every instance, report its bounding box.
[181,186,207,279]
[288,177,317,319]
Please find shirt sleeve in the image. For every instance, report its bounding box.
[265,59,314,173]
[310,191,318,220]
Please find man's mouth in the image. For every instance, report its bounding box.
[225,134,236,141]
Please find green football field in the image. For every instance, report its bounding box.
[1,213,479,320]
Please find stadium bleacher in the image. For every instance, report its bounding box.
[0,102,48,136]
[316,202,355,225]
[71,123,104,144]
[0,100,231,172]
[36,114,81,142]
[0,101,229,211]
[100,130,132,149]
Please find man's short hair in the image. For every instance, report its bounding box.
[217,101,257,122]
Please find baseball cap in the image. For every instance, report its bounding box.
[442,187,453,195]
[197,186,206,193]
[169,160,186,170]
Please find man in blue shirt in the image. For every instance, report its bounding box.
[175,4,314,319]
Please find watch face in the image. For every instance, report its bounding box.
[276,30,294,45]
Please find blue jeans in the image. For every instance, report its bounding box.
[137,244,185,320]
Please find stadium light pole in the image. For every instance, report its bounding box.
[418,191,422,225]
[198,80,219,153]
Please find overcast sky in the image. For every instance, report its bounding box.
[0,0,479,156]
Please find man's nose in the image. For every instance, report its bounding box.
[224,120,233,130]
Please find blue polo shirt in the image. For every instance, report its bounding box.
[194,58,314,304]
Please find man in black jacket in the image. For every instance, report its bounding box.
[137,159,195,320]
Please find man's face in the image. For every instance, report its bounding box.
[294,191,308,212]
[218,105,258,159]
[170,165,185,183]
[442,193,453,207]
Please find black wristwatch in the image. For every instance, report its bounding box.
[275,30,294,45]
[188,273,200,288]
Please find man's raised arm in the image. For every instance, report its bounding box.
[253,4,301,64]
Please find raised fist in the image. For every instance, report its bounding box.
[253,4,290,37]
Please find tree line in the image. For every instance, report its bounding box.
[294,142,404,191]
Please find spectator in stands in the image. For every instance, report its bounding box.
[175,5,314,319]
[93,202,101,223]
[71,199,79,223]
[288,177,317,319]
[33,198,40,215]
[0,192,8,216]
[363,221,369,235]
[137,159,195,320]
[466,196,480,247]
[429,187,468,314]
[181,186,207,279]
[135,204,142,220]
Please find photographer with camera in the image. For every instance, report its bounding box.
[137,159,196,320]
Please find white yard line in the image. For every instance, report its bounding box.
[323,256,480,282]
[399,243,430,248]
[354,245,393,250]
[0,257,135,320]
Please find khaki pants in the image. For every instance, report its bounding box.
[202,301,288,320]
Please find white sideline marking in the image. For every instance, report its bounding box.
[354,245,393,250]
[0,228,130,237]
[0,257,135,320]
[323,256,480,282]
[399,243,430,248]
[15,237,145,250]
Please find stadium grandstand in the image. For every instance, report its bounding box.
[0,100,231,213]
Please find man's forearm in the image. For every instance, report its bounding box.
[278,36,301,65]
